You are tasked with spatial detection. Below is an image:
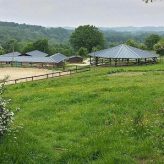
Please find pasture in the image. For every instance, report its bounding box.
[0,62,164,163]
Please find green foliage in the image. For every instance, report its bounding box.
[131,111,152,139]
[0,81,14,136]
[48,44,74,56]
[22,42,35,53]
[22,39,49,53]
[0,21,72,44]
[126,39,147,50]
[2,39,20,53]
[77,47,88,56]
[70,25,105,52]
[145,34,161,50]
[0,45,5,55]
[0,62,163,163]
[33,39,48,53]
[154,38,164,56]
[126,39,139,48]
[92,45,102,52]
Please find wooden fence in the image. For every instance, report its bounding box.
[4,65,91,85]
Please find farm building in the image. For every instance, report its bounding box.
[68,56,83,63]
[20,50,48,57]
[0,51,67,68]
[89,44,158,66]
[1,52,21,57]
[50,53,68,67]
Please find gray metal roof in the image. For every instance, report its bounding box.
[0,56,54,63]
[1,52,21,57]
[50,53,68,63]
[0,51,67,64]
[15,57,54,63]
[25,50,48,57]
[0,56,13,62]
[89,44,158,59]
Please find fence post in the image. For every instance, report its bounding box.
[47,74,48,79]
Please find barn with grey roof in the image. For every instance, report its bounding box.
[21,50,48,57]
[0,50,67,68]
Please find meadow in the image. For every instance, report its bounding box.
[0,61,164,163]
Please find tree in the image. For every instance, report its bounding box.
[77,47,88,57]
[0,45,5,55]
[22,42,35,53]
[70,25,105,53]
[126,39,147,50]
[126,39,139,48]
[33,39,49,53]
[145,34,161,50]
[154,39,164,55]
[2,39,19,53]
[138,43,147,50]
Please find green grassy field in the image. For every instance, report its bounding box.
[0,62,164,163]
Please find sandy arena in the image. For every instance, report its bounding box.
[0,67,54,81]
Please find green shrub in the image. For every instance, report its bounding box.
[0,82,14,137]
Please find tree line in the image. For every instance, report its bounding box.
[0,23,164,56]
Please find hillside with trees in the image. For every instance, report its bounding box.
[0,21,164,56]
[0,21,72,44]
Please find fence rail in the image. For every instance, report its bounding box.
[4,65,91,85]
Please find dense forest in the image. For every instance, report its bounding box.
[0,21,164,56]
[0,21,72,44]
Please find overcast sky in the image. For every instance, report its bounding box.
[0,0,163,27]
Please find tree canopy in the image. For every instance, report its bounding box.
[70,25,105,53]
[145,34,161,50]
[154,39,164,55]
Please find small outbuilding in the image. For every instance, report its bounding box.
[89,44,158,66]
[68,56,83,63]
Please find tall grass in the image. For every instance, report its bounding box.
[0,62,163,163]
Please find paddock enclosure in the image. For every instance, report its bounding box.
[0,67,54,81]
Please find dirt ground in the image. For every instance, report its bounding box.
[0,67,54,81]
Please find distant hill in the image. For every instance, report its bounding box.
[64,26,164,33]
[0,21,72,44]
[0,21,164,45]
[99,26,164,32]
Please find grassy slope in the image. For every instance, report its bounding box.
[0,63,164,163]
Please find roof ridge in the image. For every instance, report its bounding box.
[115,44,124,58]
[124,45,141,58]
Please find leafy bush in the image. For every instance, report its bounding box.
[0,82,14,137]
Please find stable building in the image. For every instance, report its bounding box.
[0,51,67,68]
[89,44,158,66]
[68,56,83,63]
[20,50,48,57]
